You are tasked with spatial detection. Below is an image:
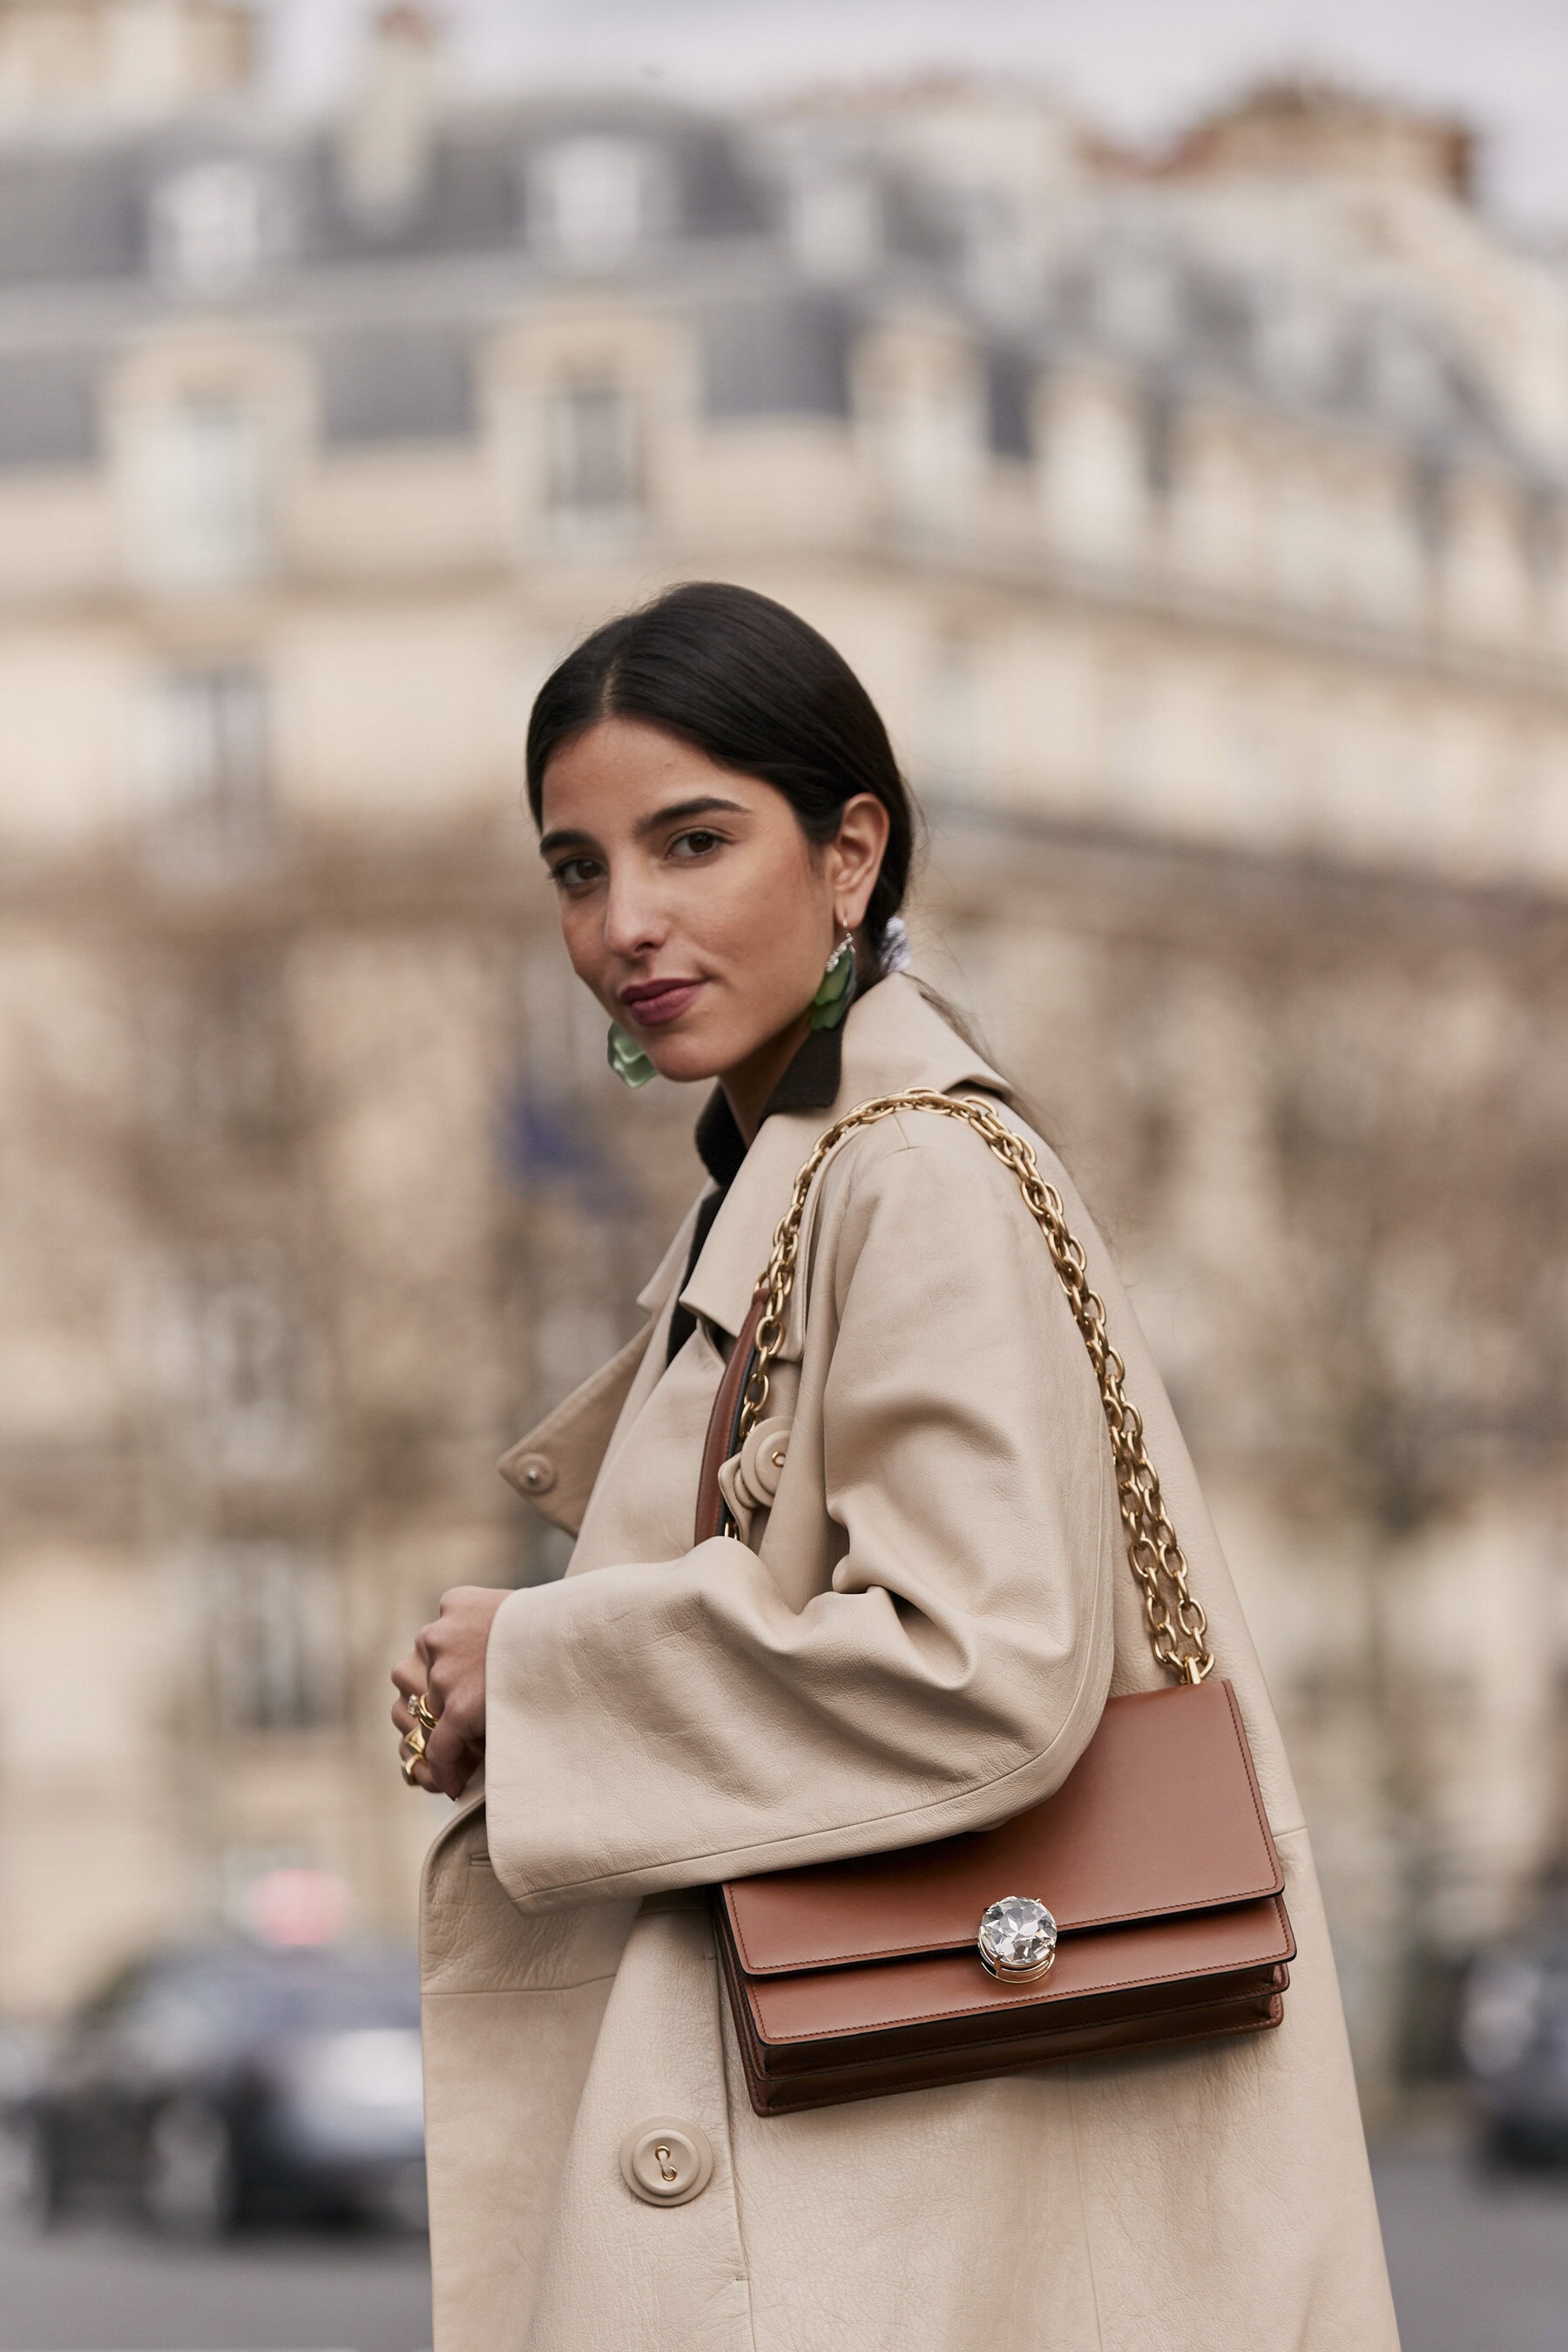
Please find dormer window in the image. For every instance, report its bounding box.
[865,344,984,528]
[1092,252,1180,358]
[151,161,282,300]
[787,170,881,284]
[1256,288,1340,401]
[529,137,663,271]
[1367,320,1454,435]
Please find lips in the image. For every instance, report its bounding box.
[618,979,705,1029]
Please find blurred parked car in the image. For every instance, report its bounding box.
[1462,1915,1568,2170]
[0,2019,49,2229]
[5,1939,424,2234]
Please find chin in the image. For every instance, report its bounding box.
[645,1004,802,1089]
[643,1032,729,1087]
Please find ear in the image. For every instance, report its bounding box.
[825,794,891,931]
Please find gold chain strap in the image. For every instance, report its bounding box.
[738,1090,1214,1686]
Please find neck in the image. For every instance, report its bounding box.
[720,1010,813,1145]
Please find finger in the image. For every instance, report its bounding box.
[391,1696,414,1739]
[424,1719,486,1801]
[390,1650,426,1700]
[422,1713,472,1788]
[441,1739,483,1801]
[425,1672,483,1752]
[399,1723,465,1796]
[412,1740,470,1801]
[422,1650,465,1728]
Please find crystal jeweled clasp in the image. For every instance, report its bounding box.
[977,1896,1058,1983]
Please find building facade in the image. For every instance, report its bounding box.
[2,0,1566,2101]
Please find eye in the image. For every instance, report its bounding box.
[669,828,725,862]
[548,854,603,892]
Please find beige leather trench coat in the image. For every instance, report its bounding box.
[420,975,1398,2352]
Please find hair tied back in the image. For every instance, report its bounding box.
[879,916,914,975]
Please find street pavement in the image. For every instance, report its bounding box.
[0,2135,1562,2351]
[0,2225,432,2352]
[1374,2136,1568,2352]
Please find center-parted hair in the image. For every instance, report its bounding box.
[525,581,917,970]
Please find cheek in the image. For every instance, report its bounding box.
[725,833,821,946]
[557,902,612,1001]
[706,842,826,997]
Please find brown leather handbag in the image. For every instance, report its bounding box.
[696,1090,1293,2117]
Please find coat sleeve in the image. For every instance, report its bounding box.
[482,1114,1119,1910]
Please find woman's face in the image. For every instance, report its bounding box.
[537,719,889,1095]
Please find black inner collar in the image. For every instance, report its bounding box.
[692,1021,844,1188]
[668,1022,845,1366]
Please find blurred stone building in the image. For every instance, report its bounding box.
[1,0,1566,2099]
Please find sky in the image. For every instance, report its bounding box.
[259,0,1568,233]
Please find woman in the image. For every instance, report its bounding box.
[393,583,1398,2352]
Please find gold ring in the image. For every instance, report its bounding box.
[399,1714,428,1785]
[411,1693,438,1734]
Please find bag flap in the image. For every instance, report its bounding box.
[724,1680,1284,1977]
[742,1904,1295,2052]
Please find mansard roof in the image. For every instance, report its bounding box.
[0,87,1545,483]
[0,95,770,285]
[1032,206,1517,464]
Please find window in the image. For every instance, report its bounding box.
[879,371,982,526]
[1257,288,1340,402]
[149,956,289,1148]
[1092,253,1180,357]
[208,1543,341,1733]
[1368,321,1456,436]
[140,665,269,864]
[545,377,639,529]
[186,1241,305,1477]
[1039,377,1146,561]
[132,394,265,586]
[151,162,282,300]
[530,138,660,271]
[787,171,881,283]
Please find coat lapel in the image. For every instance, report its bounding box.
[497,1323,655,1535]
[497,1196,710,1535]
[498,982,1008,1528]
[678,977,1011,1347]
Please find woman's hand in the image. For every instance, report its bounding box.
[390,1585,511,1801]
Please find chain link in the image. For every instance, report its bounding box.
[737,1090,1213,1686]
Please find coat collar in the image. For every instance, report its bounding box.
[635,1195,706,1317]
[677,975,1010,1344]
[691,1020,843,1189]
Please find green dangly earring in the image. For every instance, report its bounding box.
[606,1022,658,1089]
[809,929,857,1032]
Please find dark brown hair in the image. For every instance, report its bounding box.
[525,581,918,970]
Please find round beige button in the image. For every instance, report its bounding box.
[738,1418,790,1504]
[618,2117,714,2207]
[515,1452,554,1495]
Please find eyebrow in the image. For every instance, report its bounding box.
[538,795,751,860]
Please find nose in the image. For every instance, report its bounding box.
[602,865,668,961]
